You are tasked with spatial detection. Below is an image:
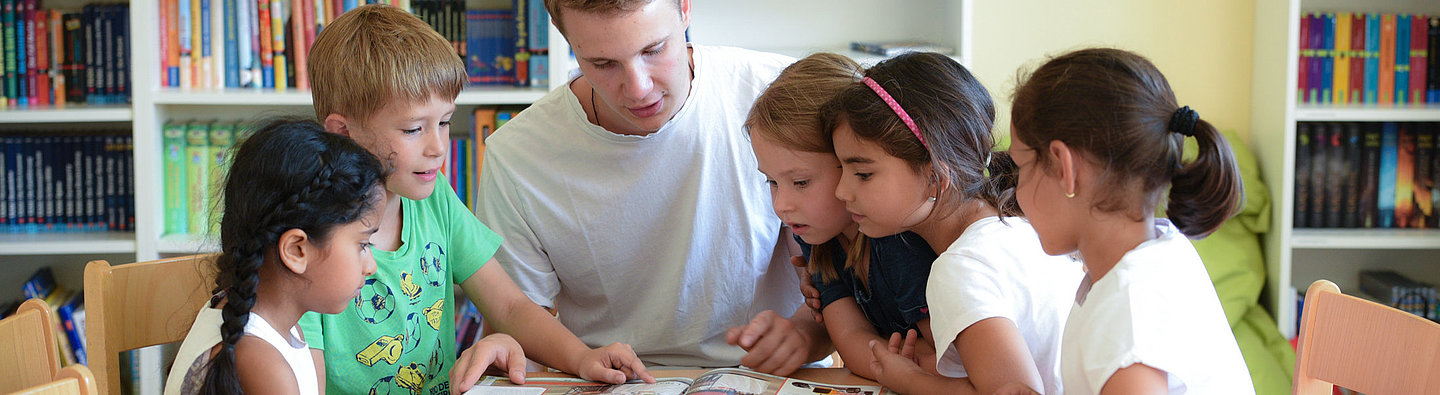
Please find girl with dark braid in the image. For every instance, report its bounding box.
[163,119,413,395]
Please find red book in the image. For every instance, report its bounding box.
[257,0,272,87]
[34,9,47,106]
[292,0,306,90]
[24,0,36,106]
[1300,14,1311,103]
[1380,14,1396,104]
[1350,13,1366,104]
[1411,14,1429,104]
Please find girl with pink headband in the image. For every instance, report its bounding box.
[823,52,1082,395]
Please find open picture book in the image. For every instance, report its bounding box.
[462,367,894,395]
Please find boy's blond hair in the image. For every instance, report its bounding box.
[544,0,680,34]
[308,4,466,123]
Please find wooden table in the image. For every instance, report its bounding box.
[527,367,878,385]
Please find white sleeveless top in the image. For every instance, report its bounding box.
[164,309,319,395]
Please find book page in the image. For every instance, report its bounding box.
[683,368,889,395]
[465,376,695,395]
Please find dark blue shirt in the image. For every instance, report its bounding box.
[797,232,937,336]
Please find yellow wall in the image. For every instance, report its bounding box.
[972,1,1256,143]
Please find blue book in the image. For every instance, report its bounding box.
[1309,14,1324,104]
[1396,14,1410,105]
[22,267,55,299]
[235,0,250,88]
[1321,13,1334,104]
[200,0,211,89]
[223,0,237,87]
[15,0,25,107]
[343,0,357,13]
[1366,13,1381,103]
[178,0,191,89]
[1379,122,1398,228]
[0,136,8,232]
[55,293,85,365]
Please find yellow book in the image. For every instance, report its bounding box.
[1333,12,1351,104]
[271,0,287,90]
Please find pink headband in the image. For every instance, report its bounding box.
[862,77,928,150]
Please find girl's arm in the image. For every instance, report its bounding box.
[1100,363,1167,394]
[457,260,655,385]
[820,298,889,379]
[950,317,1045,394]
[235,336,302,395]
[309,349,326,392]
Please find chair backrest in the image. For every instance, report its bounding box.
[8,365,101,395]
[84,254,218,395]
[1293,279,1440,395]
[0,298,62,393]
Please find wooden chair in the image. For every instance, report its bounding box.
[7,365,100,395]
[84,254,218,395]
[0,298,63,393]
[1293,279,1440,394]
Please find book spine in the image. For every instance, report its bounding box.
[1415,124,1435,228]
[1361,123,1381,227]
[1396,123,1416,228]
[33,9,45,106]
[1397,15,1411,105]
[0,136,7,232]
[257,0,271,88]
[1380,122,1399,227]
[60,13,80,103]
[247,0,260,88]
[1343,123,1362,228]
[185,123,210,235]
[1334,12,1351,104]
[1380,14,1397,104]
[270,0,285,90]
[163,122,188,235]
[292,0,307,90]
[200,0,212,89]
[1430,17,1439,103]
[1411,15,1428,104]
[1295,122,1309,226]
[1350,13,1365,103]
[1310,123,1330,227]
[224,0,238,87]
[18,0,28,106]
[1366,13,1381,103]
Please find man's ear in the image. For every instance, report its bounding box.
[678,0,692,27]
[276,228,312,275]
[323,113,353,137]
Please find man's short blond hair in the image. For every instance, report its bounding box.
[308,4,465,123]
[543,0,679,35]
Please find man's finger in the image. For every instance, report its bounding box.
[739,313,775,348]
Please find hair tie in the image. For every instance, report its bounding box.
[862,77,928,150]
[1169,106,1199,137]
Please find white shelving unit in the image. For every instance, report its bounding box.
[1251,0,1440,339]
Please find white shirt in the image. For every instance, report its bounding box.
[477,45,799,367]
[164,309,319,395]
[927,217,1082,395]
[1061,219,1254,395]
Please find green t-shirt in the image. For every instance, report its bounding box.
[299,178,502,395]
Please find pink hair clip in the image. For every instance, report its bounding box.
[862,77,928,150]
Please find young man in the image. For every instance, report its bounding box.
[476,0,832,375]
[302,5,651,394]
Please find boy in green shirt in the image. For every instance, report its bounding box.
[300,5,654,394]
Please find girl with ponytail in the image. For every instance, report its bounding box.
[825,52,1081,395]
[1007,48,1252,394]
[163,119,416,394]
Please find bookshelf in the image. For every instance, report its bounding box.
[1251,0,1440,338]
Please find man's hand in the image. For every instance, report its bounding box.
[571,342,656,384]
[450,334,527,393]
[791,256,823,323]
[725,310,812,376]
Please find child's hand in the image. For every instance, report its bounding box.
[868,336,926,393]
[725,310,811,376]
[791,255,824,323]
[572,342,656,384]
[450,333,527,394]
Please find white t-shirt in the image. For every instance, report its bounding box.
[1061,219,1254,395]
[164,309,319,395]
[927,216,1082,395]
[476,45,800,367]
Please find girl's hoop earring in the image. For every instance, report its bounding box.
[1065,192,1075,199]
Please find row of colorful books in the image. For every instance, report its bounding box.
[0,134,134,233]
[0,2,130,108]
[1294,122,1438,229]
[445,106,521,212]
[161,121,253,236]
[1359,270,1437,321]
[1296,12,1438,105]
[158,0,549,91]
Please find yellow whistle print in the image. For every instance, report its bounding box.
[395,362,427,394]
[356,334,406,366]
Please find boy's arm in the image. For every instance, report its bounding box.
[457,260,654,385]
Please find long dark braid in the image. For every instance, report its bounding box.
[198,118,385,395]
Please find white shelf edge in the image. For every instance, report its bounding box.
[157,234,220,255]
[765,47,965,68]
[0,232,137,255]
[1291,228,1440,249]
[0,106,135,123]
[1294,105,1440,122]
[153,87,550,106]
